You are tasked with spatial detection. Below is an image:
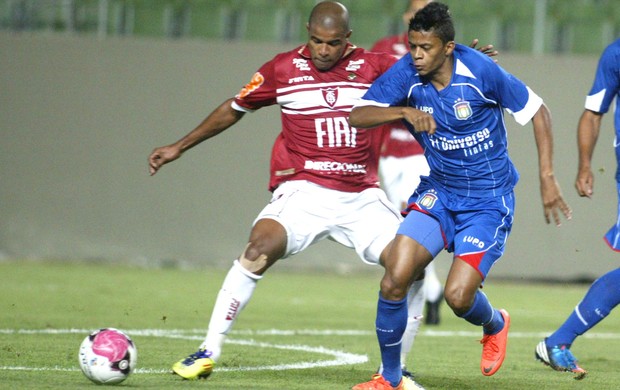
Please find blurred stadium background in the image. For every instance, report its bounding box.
[2,0,619,53]
[1,0,619,282]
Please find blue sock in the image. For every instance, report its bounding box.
[547,268,620,348]
[459,290,504,335]
[376,293,407,387]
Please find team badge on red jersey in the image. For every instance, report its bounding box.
[321,87,339,108]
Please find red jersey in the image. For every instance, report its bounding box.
[371,33,410,59]
[370,34,424,158]
[233,44,395,193]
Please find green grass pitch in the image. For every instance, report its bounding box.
[1,260,619,389]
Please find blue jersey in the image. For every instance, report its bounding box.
[357,44,543,198]
[584,38,620,183]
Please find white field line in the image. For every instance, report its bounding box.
[0,328,367,374]
[1,328,619,374]
[2,327,619,339]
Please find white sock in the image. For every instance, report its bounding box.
[200,260,262,362]
[401,278,425,367]
[423,261,443,303]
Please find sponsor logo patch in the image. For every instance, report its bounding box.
[463,235,485,249]
[237,72,264,99]
[304,160,366,174]
[225,298,241,321]
[345,59,364,71]
[293,58,310,71]
[288,75,315,84]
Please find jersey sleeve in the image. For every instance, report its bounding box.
[584,43,620,114]
[354,56,410,108]
[232,56,279,112]
[489,65,543,126]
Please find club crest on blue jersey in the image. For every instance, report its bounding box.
[453,99,472,120]
[417,191,438,209]
[321,87,339,108]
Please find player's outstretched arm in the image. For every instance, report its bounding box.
[349,106,436,134]
[148,98,245,175]
[575,109,603,198]
[349,105,403,128]
[531,103,572,226]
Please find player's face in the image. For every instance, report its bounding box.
[306,23,351,71]
[408,30,454,78]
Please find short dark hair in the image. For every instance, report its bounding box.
[409,2,455,44]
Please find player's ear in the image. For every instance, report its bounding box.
[345,29,352,40]
[445,41,455,56]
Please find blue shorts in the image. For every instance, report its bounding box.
[604,182,620,251]
[397,180,515,279]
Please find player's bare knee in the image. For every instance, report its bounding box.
[444,287,473,314]
[380,276,408,301]
[239,242,270,274]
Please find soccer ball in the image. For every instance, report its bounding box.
[78,328,138,384]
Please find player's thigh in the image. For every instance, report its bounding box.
[254,181,333,258]
[453,195,514,279]
[381,234,434,296]
[399,184,451,258]
[331,188,402,265]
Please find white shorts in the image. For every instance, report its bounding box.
[379,154,430,208]
[255,180,402,265]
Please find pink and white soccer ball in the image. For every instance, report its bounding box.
[78,328,138,384]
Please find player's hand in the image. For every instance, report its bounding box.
[469,38,498,61]
[575,168,594,198]
[402,108,437,135]
[148,144,182,176]
[541,174,572,226]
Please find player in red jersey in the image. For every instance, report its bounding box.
[148,2,423,387]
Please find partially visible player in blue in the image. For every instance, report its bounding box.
[535,38,620,380]
[350,3,572,389]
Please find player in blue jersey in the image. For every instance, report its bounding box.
[535,38,620,380]
[350,3,572,389]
